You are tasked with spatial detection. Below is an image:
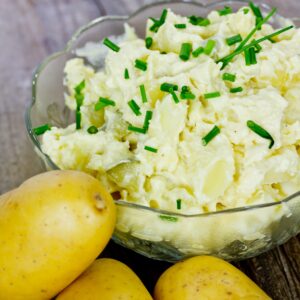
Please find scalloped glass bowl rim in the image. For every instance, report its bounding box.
[25,0,300,218]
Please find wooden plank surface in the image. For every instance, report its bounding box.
[0,0,299,299]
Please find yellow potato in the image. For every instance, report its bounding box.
[154,256,270,300]
[0,170,116,300]
[56,258,153,300]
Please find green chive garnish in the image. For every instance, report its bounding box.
[128,125,146,134]
[180,86,196,100]
[179,43,192,61]
[204,91,221,99]
[145,37,153,49]
[143,110,153,130]
[103,37,120,52]
[226,34,242,46]
[253,40,262,53]
[33,124,51,135]
[218,24,292,69]
[144,146,158,153]
[95,97,116,111]
[174,23,186,29]
[159,215,178,222]
[249,1,263,28]
[192,46,204,57]
[176,199,182,210]
[169,88,179,104]
[222,73,236,82]
[74,80,85,130]
[160,83,178,92]
[76,110,81,130]
[218,6,232,16]
[245,47,257,65]
[188,16,210,26]
[140,84,148,103]
[199,18,210,26]
[204,40,216,55]
[87,126,98,134]
[124,68,130,79]
[230,87,243,93]
[150,9,168,32]
[75,93,84,108]
[243,8,250,14]
[74,80,85,94]
[128,99,141,116]
[202,125,221,146]
[247,120,274,148]
[135,59,147,71]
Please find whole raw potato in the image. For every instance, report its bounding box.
[154,256,270,300]
[56,258,153,300]
[0,170,116,300]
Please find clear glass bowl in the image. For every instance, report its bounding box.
[26,0,300,262]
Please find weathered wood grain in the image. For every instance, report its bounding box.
[0,0,299,299]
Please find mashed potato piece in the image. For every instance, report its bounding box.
[41,7,300,255]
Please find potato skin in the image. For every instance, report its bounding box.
[154,256,271,300]
[56,258,153,300]
[0,170,116,300]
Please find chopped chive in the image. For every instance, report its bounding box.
[218,6,232,16]
[244,47,257,65]
[128,125,146,134]
[204,91,221,99]
[75,93,84,108]
[199,19,210,26]
[243,8,250,14]
[160,83,178,92]
[218,24,292,69]
[143,110,153,130]
[103,37,120,52]
[253,40,262,52]
[140,84,148,103]
[180,86,196,100]
[135,59,147,71]
[204,40,216,55]
[188,15,203,25]
[179,43,192,61]
[230,87,243,93]
[145,37,153,49]
[74,80,85,94]
[128,99,141,116]
[226,34,242,46]
[95,97,116,111]
[222,73,236,82]
[150,9,168,32]
[169,88,180,104]
[249,1,263,28]
[33,124,51,135]
[202,125,221,146]
[192,46,204,57]
[247,120,274,148]
[124,68,130,79]
[176,199,182,210]
[144,146,158,153]
[76,110,81,130]
[87,126,98,134]
[174,23,186,29]
[159,215,178,222]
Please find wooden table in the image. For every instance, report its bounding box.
[0,0,299,299]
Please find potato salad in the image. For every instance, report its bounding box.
[40,6,300,218]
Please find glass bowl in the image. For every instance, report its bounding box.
[26,0,300,262]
